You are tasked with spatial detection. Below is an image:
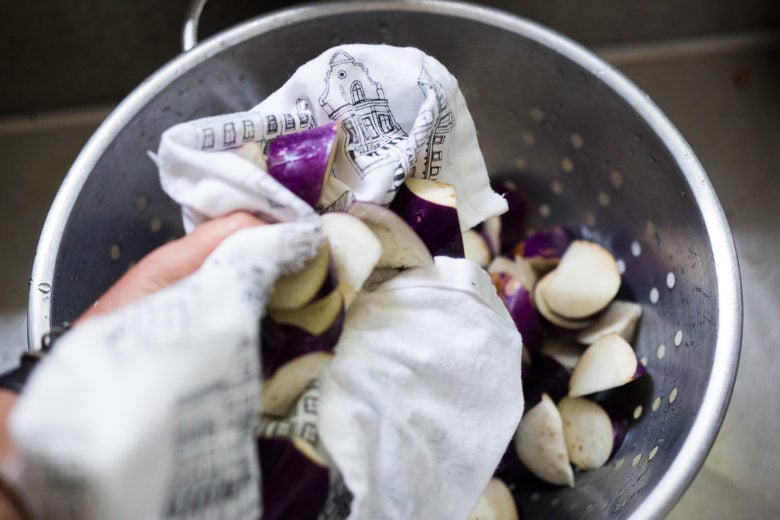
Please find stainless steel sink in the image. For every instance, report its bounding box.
[1,27,778,519]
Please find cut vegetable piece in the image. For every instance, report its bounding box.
[321,212,383,308]
[487,255,537,291]
[569,333,646,397]
[468,478,519,520]
[262,351,333,417]
[576,300,643,345]
[533,274,596,330]
[522,354,571,409]
[463,229,492,267]
[389,177,464,258]
[517,226,576,271]
[514,394,574,487]
[261,299,344,378]
[347,201,433,269]
[540,240,621,319]
[266,122,340,208]
[541,336,583,371]
[236,141,266,168]
[268,240,332,310]
[268,289,343,336]
[257,436,329,520]
[491,272,542,352]
[490,178,528,254]
[558,396,615,470]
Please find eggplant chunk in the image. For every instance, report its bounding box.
[261,351,333,417]
[517,226,576,272]
[539,240,621,319]
[576,300,643,345]
[347,201,433,269]
[514,394,575,487]
[257,436,329,520]
[268,240,332,310]
[389,177,464,258]
[321,212,383,308]
[533,273,596,330]
[266,122,340,208]
[463,229,493,268]
[468,478,519,520]
[558,396,615,471]
[568,333,646,397]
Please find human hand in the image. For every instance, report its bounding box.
[0,211,267,519]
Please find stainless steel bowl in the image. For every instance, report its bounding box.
[28,1,742,518]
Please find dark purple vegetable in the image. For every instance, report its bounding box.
[516,226,575,270]
[491,272,543,353]
[389,177,464,258]
[257,436,329,520]
[522,354,571,410]
[490,178,528,254]
[261,303,344,378]
[267,122,340,208]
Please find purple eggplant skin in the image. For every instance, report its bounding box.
[517,226,576,264]
[522,354,571,412]
[257,437,329,520]
[266,122,340,208]
[389,182,464,258]
[490,178,528,254]
[260,308,344,379]
[491,272,543,353]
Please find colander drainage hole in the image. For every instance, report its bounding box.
[560,157,574,173]
[110,244,121,262]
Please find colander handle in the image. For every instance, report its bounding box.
[182,0,209,52]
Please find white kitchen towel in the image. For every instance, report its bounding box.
[9,220,323,520]
[155,44,507,231]
[319,256,525,520]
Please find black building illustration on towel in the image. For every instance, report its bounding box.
[319,50,454,186]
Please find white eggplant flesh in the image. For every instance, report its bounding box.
[540,240,621,319]
[514,394,575,487]
[463,229,493,268]
[261,351,333,417]
[389,177,464,257]
[482,215,502,256]
[576,300,643,345]
[533,273,596,330]
[268,240,332,310]
[468,478,518,520]
[347,201,433,269]
[268,288,343,337]
[569,333,646,397]
[558,396,614,471]
[321,212,383,308]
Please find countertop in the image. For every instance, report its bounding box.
[0,31,778,518]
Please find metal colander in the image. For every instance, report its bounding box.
[28,1,742,518]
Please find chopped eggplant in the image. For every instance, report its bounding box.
[558,396,615,471]
[491,272,543,352]
[522,354,570,409]
[389,177,464,258]
[517,226,576,271]
[539,240,621,319]
[576,300,643,345]
[514,394,575,487]
[468,478,519,520]
[261,351,333,417]
[540,336,583,371]
[568,333,646,397]
[347,201,433,269]
[268,240,332,310]
[487,255,537,291]
[266,122,340,208]
[321,212,383,308]
[463,229,493,268]
[533,273,596,330]
[257,436,329,520]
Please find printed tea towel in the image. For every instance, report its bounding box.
[155,44,507,230]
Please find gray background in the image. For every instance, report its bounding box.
[1,1,779,518]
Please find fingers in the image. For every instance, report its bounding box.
[77,212,266,324]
